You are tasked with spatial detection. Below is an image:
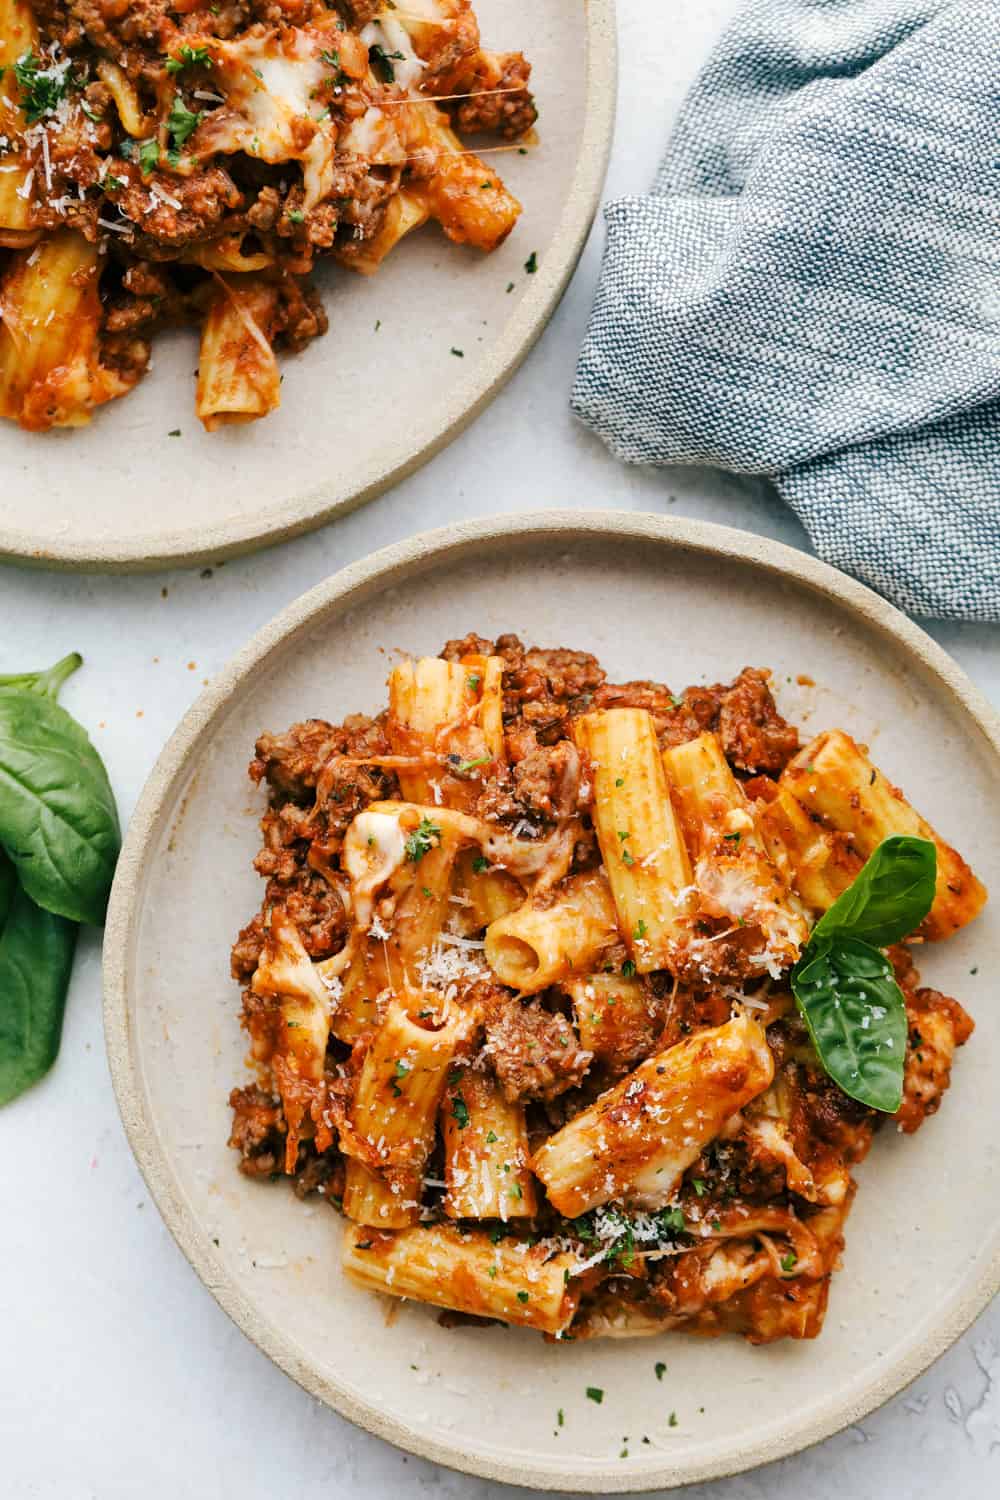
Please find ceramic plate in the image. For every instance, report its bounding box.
[0,2,615,572]
[104,513,1000,1491]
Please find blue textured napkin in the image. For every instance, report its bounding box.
[571,0,1000,621]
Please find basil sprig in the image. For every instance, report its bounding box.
[0,652,120,925]
[0,654,119,1106]
[0,848,78,1107]
[791,835,936,1113]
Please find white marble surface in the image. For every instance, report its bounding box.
[3,2,998,1495]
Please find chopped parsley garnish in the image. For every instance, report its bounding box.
[466,672,481,690]
[450,347,464,357]
[472,855,490,874]
[390,1059,410,1097]
[167,429,181,437]
[369,43,405,82]
[404,817,441,862]
[167,95,202,153]
[615,776,625,787]
[692,1178,707,1197]
[524,251,538,273]
[586,1387,604,1404]
[670,695,685,709]
[450,1092,470,1129]
[617,829,630,842]
[454,753,491,775]
[668,1411,678,1428]
[573,1214,596,1243]
[320,48,341,68]
[13,50,74,125]
[557,1408,564,1427]
[506,281,514,293]
[516,1290,529,1304]
[654,1362,666,1381]
[780,1250,798,1272]
[723,831,741,843]
[287,209,305,224]
[165,44,212,75]
[621,959,636,978]
[634,919,647,940]
[656,1206,686,1236]
[508,1182,522,1201]
[622,848,635,867]
[485,1129,498,1144]
[487,1264,498,1278]
[101,173,125,192]
[136,137,161,175]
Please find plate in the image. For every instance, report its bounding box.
[0,2,616,573]
[103,512,1000,1491]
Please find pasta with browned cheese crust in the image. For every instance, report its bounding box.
[0,0,535,429]
[227,635,982,1343]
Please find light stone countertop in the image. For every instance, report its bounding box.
[2,2,997,1495]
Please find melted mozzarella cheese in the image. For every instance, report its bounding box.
[342,809,408,929]
[199,32,338,209]
[339,105,405,165]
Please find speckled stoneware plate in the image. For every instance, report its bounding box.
[0,2,615,573]
[103,513,1000,1492]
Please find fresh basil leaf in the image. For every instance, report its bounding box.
[792,935,907,1112]
[0,651,81,698]
[812,834,936,949]
[0,844,15,926]
[0,654,120,926]
[0,849,78,1106]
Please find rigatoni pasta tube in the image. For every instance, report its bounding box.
[564,973,656,1072]
[0,0,39,238]
[441,1068,537,1220]
[664,732,807,967]
[387,655,503,806]
[575,708,694,972]
[754,782,862,913]
[452,848,525,931]
[484,869,618,994]
[0,232,141,429]
[336,189,430,275]
[342,1223,578,1335]
[388,656,470,803]
[195,274,282,431]
[250,907,333,1171]
[532,1015,774,1217]
[342,998,471,1227]
[399,103,521,253]
[782,730,986,940]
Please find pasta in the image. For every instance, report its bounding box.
[228,635,982,1345]
[0,1,536,429]
[531,1016,775,1217]
[782,730,986,939]
[574,708,694,972]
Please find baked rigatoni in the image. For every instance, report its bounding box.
[783,730,986,939]
[532,1016,774,1217]
[230,638,982,1347]
[575,708,694,973]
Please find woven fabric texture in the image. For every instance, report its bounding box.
[571,0,1000,620]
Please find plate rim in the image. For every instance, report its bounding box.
[103,510,1000,1492]
[0,1,618,574]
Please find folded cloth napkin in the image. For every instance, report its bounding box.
[571,0,1000,621]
